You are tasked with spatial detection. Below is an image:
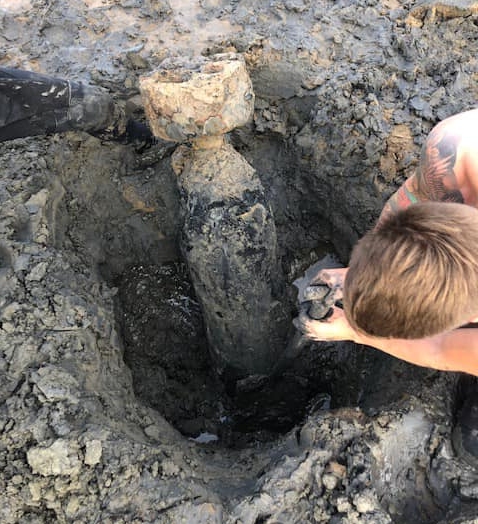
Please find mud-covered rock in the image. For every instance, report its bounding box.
[140,54,255,141]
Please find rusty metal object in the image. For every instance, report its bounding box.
[139,54,286,380]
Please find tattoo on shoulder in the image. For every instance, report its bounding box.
[416,125,464,203]
[377,123,465,227]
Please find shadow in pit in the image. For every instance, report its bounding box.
[113,259,421,449]
[114,261,320,448]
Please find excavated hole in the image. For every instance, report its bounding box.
[112,240,377,449]
[93,134,424,450]
[53,132,379,449]
[54,131,459,521]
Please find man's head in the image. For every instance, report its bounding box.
[343,202,478,339]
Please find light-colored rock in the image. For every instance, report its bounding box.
[31,365,80,403]
[27,439,82,477]
[140,53,255,142]
[84,439,103,466]
[353,491,378,514]
[322,472,339,491]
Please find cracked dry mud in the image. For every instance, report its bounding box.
[1,1,478,523]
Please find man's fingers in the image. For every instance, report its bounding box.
[293,307,351,343]
[309,270,330,286]
[332,286,343,302]
[294,312,309,333]
[295,310,334,337]
[294,312,313,335]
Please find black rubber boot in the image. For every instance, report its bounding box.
[0,67,154,147]
[452,376,478,468]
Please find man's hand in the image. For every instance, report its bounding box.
[310,267,348,301]
[294,306,356,342]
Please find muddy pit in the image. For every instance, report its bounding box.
[55,126,376,449]
[115,239,357,448]
[2,1,478,523]
[0,125,474,524]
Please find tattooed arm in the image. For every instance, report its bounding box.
[377,123,465,225]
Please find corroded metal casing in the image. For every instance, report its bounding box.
[139,53,255,142]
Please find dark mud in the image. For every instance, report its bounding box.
[115,259,358,448]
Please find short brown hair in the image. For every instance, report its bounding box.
[343,202,478,339]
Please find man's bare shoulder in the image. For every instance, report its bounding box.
[432,108,478,150]
[377,109,478,223]
[436,107,478,129]
[442,109,478,195]
[438,327,478,376]
[418,108,478,204]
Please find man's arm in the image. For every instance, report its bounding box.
[303,115,475,369]
[378,122,465,225]
[298,308,478,376]
[356,326,478,376]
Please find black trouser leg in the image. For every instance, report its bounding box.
[0,67,154,147]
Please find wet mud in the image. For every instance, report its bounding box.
[1,0,478,523]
